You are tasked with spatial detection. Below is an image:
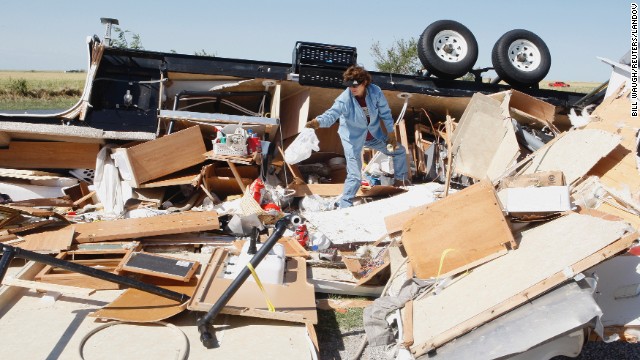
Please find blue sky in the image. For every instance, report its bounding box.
[0,0,631,82]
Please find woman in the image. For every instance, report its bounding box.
[305,65,410,208]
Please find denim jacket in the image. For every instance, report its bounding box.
[316,84,394,146]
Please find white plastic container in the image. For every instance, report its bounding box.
[224,242,285,285]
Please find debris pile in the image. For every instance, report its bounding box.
[0,51,638,360]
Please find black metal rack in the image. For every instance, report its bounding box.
[292,41,357,88]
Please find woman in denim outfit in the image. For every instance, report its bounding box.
[305,65,410,208]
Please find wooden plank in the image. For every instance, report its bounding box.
[6,198,73,207]
[402,261,415,347]
[233,238,310,259]
[414,124,434,175]
[19,226,74,253]
[395,118,413,178]
[74,211,220,243]
[204,151,254,165]
[410,213,635,357]
[0,142,99,169]
[5,206,53,223]
[1,278,95,297]
[35,247,135,290]
[403,298,414,347]
[227,161,247,192]
[0,261,46,317]
[277,146,305,183]
[401,181,514,279]
[306,322,320,356]
[587,92,640,193]
[279,236,311,258]
[136,171,200,188]
[0,168,66,180]
[188,248,317,324]
[291,183,344,197]
[124,125,206,186]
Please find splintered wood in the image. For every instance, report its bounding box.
[401,181,514,279]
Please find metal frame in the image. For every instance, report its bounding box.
[0,244,189,303]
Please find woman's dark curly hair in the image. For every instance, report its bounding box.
[343,65,371,85]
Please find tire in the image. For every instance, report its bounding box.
[492,29,551,87]
[417,20,478,80]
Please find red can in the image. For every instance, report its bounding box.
[247,137,261,154]
[295,224,309,247]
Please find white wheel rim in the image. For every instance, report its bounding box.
[433,30,469,63]
[507,39,541,72]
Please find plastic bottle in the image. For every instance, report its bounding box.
[310,232,331,251]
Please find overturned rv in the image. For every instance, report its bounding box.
[0,19,597,143]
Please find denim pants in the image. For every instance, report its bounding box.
[338,137,408,208]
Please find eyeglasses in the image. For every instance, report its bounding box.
[343,79,363,88]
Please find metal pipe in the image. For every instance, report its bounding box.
[196,214,301,348]
[0,246,16,283]
[0,244,189,303]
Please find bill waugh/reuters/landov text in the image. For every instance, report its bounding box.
[632,2,638,117]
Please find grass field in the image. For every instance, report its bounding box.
[0,71,86,110]
[0,70,603,111]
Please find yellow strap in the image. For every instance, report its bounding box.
[246,263,276,312]
[436,248,456,279]
[436,248,471,282]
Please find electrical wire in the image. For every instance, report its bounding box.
[177,98,260,116]
[78,321,189,360]
[93,77,168,85]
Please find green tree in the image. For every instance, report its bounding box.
[370,38,421,75]
[111,26,144,50]
[193,49,216,57]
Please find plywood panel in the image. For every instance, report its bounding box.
[410,213,634,357]
[280,89,310,139]
[90,275,199,322]
[74,211,220,243]
[523,129,621,185]
[19,226,74,253]
[0,142,99,169]
[450,93,517,180]
[587,92,640,193]
[402,181,514,279]
[124,125,206,186]
[189,248,317,324]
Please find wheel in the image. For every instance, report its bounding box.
[417,20,479,80]
[491,29,551,87]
